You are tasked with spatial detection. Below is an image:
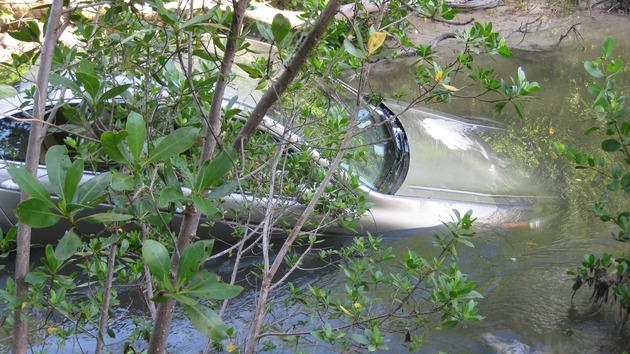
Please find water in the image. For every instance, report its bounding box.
[365,11,630,353]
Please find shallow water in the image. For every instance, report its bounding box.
[366,11,630,353]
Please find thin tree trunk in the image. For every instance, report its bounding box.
[240,2,345,353]
[145,1,251,352]
[12,1,64,352]
[231,0,345,153]
[95,243,117,354]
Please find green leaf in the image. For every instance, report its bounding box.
[126,111,146,162]
[142,240,171,284]
[144,127,200,166]
[343,39,366,60]
[207,180,239,200]
[183,303,228,340]
[177,240,214,288]
[170,293,198,306]
[75,172,111,205]
[194,147,236,193]
[183,275,243,300]
[492,101,506,115]
[8,167,52,205]
[271,13,291,45]
[235,63,263,79]
[99,84,131,102]
[49,73,82,95]
[192,195,221,219]
[8,21,40,43]
[158,187,186,206]
[601,139,621,152]
[76,72,101,100]
[46,145,71,201]
[602,37,615,58]
[79,212,133,224]
[111,170,136,191]
[64,159,84,204]
[0,85,18,99]
[25,271,49,285]
[15,198,62,228]
[584,61,603,78]
[54,230,82,261]
[181,11,215,31]
[101,131,130,164]
[154,0,177,27]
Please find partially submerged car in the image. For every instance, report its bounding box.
[0,77,553,243]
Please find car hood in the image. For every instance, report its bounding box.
[388,102,547,205]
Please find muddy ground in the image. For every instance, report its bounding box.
[0,3,622,65]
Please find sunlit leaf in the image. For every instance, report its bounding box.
[367,31,386,56]
[0,85,18,99]
[192,195,221,219]
[440,83,459,92]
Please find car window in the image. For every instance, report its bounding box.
[0,114,30,161]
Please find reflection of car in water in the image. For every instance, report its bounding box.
[0,78,553,243]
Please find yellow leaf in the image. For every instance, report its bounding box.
[339,305,352,316]
[526,241,539,246]
[367,32,386,55]
[549,127,555,135]
[441,83,459,92]
[434,71,443,82]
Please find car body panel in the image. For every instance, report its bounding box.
[0,77,554,243]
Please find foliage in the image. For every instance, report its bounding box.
[264,210,481,352]
[559,37,630,324]
[0,0,541,352]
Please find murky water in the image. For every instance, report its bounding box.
[3,11,630,354]
[366,11,630,353]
